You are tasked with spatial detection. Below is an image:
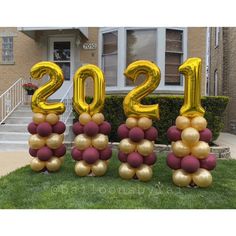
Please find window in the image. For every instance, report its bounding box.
[102,31,118,86]
[215,27,220,47]
[165,29,183,85]
[2,37,13,63]
[214,69,218,96]
[126,29,156,86]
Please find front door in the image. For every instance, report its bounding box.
[49,37,74,99]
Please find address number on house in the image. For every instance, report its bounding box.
[83,43,97,50]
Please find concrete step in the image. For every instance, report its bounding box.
[0,124,27,132]
[9,111,33,117]
[4,117,32,124]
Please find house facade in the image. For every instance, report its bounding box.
[0,27,207,99]
[208,27,236,134]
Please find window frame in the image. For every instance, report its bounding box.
[1,36,14,64]
[99,27,187,93]
[214,69,218,96]
[215,27,220,48]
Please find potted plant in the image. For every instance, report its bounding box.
[22,82,38,95]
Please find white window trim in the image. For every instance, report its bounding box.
[99,27,187,93]
[215,27,220,48]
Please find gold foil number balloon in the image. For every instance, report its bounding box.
[179,58,205,118]
[73,64,105,116]
[30,61,65,115]
[123,60,161,120]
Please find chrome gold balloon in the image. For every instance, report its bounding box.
[75,161,91,176]
[46,133,63,149]
[191,141,210,159]
[175,116,191,130]
[28,134,45,149]
[46,157,61,172]
[179,58,205,118]
[79,113,92,125]
[73,64,105,116]
[32,113,46,124]
[125,117,138,129]
[45,113,59,125]
[119,138,136,154]
[136,164,153,182]
[123,60,161,120]
[192,168,212,187]
[172,169,192,187]
[92,113,105,125]
[91,160,107,176]
[137,139,154,156]
[91,134,108,150]
[30,61,65,115]
[74,134,91,150]
[119,163,136,180]
[30,158,45,172]
[172,140,190,157]
[137,117,152,130]
[191,116,207,131]
[181,127,200,146]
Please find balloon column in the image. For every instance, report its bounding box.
[71,65,112,177]
[117,60,160,182]
[166,58,216,188]
[28,62,66,172]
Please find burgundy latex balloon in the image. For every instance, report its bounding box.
[71,147,82,161]
[117,124,129,139]
[144,152,157,166]
[37,122,52,137]
[144,127,158,141]
[29,148,38,157]
[199,128,212,143]
[53,121,66,134]
[72,122,84,135]
[28,122,38,134]
[99,121,111,135]
[84,121,99,137]
[166,152,181,170]
[181,155,200,173]
[37,146,53,161]
[200,153,217,170]
[82,147,100,164]
[118,151,128,163]
[100,147,112,160]
[129,127,144,142]
[53,144,66,157]
[127,152,143,168]
[167,126,181,142]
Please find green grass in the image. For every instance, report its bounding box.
[0,153,236,209]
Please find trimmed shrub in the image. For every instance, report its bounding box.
[73,95,229,144]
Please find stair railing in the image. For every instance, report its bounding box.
[0,78,25,124]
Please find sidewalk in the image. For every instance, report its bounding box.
[0,151,31,177]
[214,132,236,159]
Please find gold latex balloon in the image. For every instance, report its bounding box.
[179,58,205,118]
[137,139,154,156]
[45,113,59,125]
[172,140,190,157]
[175,116,191,130]
[46,157,61,172]
[30,158,45,171]
[119,138,136,154]
[30,61,65,115]
[73,64,105,116]
[46,133,63,149]
[137,117,152,130]
[75,161,91,176]
[125,117,138,129]
[192,168,212,187]
[91,160,108,176]
[119,163,136,180]
[172,169,192,187]
[136,164,153,182]
[123,60,161,120]
[181,127,200,146]
[74,134,91,150]
[92,113,105,125]
[92,134,108,150]
[59,156,65,164]
[32,113,46,124]
[191,116,207,131]
[28,134,45,149]
[191,141,210,159]
[79,113,92,125]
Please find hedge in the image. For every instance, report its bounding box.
[73,95,229,144]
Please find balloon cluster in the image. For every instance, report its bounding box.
[28,113,66,172]
[71,112,112,176]
[167,115,216,187]
[117,116,158,182]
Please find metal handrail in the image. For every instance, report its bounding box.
[0,78,25,124]
[60,83,73,124]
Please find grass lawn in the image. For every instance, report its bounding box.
[0,153,236,209]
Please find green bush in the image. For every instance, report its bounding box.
[73,95,229,144]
